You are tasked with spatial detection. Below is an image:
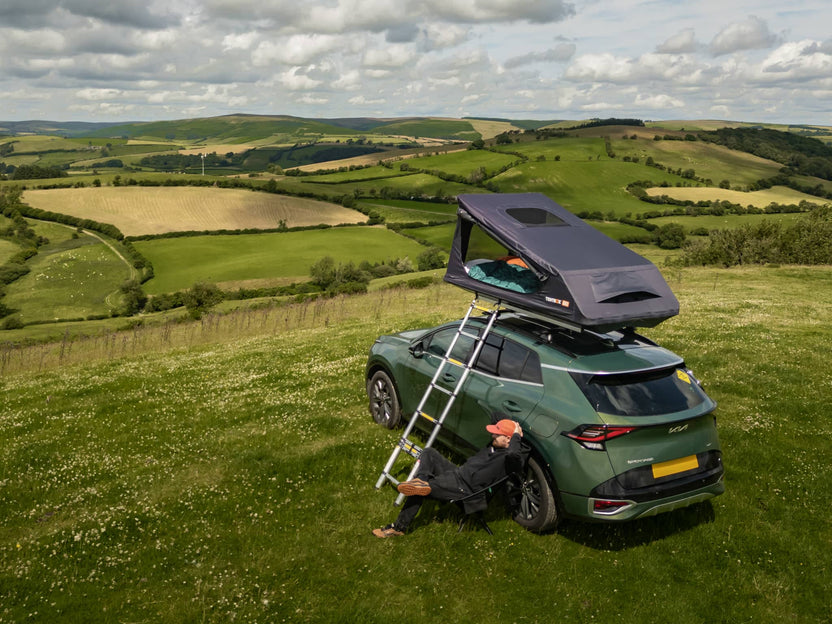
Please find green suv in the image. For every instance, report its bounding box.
[366,312,724,532]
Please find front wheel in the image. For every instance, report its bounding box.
[367,370,402,429]
[513,456,559,533]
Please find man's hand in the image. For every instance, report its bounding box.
[514,422,523,437]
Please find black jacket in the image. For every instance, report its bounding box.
[446,433,527,513]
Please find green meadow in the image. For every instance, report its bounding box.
[134,227,429,294]
[648,212,806,231]
[492,158,681,215]
[359,199,458,224]
[1,266,830,623]
[395,149,519,176]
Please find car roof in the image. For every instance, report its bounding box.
[465,314,684,374]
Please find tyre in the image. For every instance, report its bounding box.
[367,370,402,429]
[513,456,559,533]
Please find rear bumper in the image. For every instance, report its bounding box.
[561,476,724,521]
[560,451,725,521]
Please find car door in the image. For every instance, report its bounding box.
[449,333,545,451]
[398,324,475,436]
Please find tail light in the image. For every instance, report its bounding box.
[591,499,633,515]
[563,424,637,451]
[593,500,630,512]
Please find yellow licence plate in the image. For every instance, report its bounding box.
[652,455,699,479]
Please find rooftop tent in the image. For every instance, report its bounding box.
[444,193,679,330]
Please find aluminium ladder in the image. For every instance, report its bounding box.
[374,297,504,505]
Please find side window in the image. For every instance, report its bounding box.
[475,333,503,375]
[473,335,543,384]
[426,327,474,362]
[498,340,543,384]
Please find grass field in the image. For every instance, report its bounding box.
[648,213,807,231]
[134,226,429,294]
[359,199,457,223]
[645,185,830,208]
[1,265,830,623]
[0,238,19,264]
[492,159,681,215]
[22,187,366,236]
[610,137,783,187]
[3,234,129,323]
[394,149,518,177]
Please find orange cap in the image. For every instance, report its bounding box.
[486,419,516,437]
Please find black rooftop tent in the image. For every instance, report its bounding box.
[444,193,679,331]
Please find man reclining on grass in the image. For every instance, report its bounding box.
[372,418,525,538]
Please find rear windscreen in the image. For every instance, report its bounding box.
[570,367,708,416]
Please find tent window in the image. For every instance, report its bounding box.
[506,207,567,227]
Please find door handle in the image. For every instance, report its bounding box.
[442,373,456,383]
[502,401,522,413]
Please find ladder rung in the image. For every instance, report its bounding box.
[398,439,422,458]
[418,410,438,423]
[459,330,479,339]
[429,384,453,396]
[473,304,498,313]
[379,472,400,486]
[447,358,464,367]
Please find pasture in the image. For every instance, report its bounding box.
[0,238,18,264]
[645,185,830,208]
[394,149,518,177]
[3,234,129,323]
[134,226,429,294]
[21,187,366,236]
[648,212,806,232]
[359,199,457,224]
[492,158,681,215]
[1,266,830,623]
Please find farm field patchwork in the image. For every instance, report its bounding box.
[134,226,429,294]
[0,267,830,623]
[22,187,366,236]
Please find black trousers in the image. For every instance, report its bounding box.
[393,448,467,532]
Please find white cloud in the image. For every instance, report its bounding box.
[252,34,343,67]
[279,68,323,90]
[422,0,575,24]
[222,32,259,51]
[759,40,832,80]
[656,28,697,54]
[504,43,575,69]
[634,93,684,109]
[710,15,778,56]
[349,95,386,105]
[76,87,123,101]
[362,44,414,68]
[332,70,363,91]
[564,53,637,83]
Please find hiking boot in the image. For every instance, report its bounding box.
[372,524,404,538]
[397,478,431,497]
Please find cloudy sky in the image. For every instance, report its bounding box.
[1,0,831,124]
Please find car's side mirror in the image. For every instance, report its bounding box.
[409,341,425,358]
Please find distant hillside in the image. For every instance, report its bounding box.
[0,120,126,137]
[699,127,832,181]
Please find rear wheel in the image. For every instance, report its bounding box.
[513,456,559,533]
[367,370,402,429]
